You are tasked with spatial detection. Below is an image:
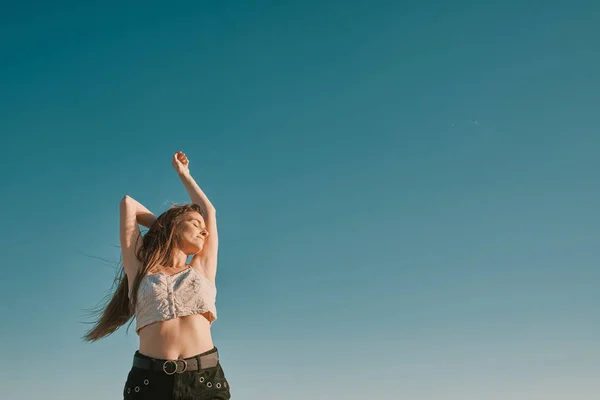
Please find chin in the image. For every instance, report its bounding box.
[183,239,204,255]
[190,243,204,255]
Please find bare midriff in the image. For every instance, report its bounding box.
[138,312,215,360]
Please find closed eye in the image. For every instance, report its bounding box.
[191,218,205,229]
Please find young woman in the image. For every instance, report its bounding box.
[84,151,231,399]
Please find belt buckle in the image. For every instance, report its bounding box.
[163,359,188,375]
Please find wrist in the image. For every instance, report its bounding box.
[178,170,192,179]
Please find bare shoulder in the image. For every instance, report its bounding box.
[190,260,216,284]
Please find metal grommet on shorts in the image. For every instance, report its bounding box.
[224,381,227,388]
[216,382,221,388]
[127,388,131,394]
[199,376,205,383]
[143,379,149,385]
[135,386,140,392]
[207,382,212,388]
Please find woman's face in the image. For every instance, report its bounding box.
[176,211,208,254]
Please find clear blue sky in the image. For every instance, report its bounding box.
[1,1,599,399]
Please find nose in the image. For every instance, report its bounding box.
[200,229,209,237]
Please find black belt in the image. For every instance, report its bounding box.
[133,348,219,375]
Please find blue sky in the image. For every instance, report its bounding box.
[1,1,599,399]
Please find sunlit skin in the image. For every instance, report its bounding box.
[120,151,219,359]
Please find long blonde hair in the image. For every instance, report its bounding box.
[83,203,205,341]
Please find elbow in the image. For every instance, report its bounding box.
[120,195,133,210]
[121,194,136,203]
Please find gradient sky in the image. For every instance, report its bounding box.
[1,1,599,399]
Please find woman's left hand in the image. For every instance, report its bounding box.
[172,151,190,175]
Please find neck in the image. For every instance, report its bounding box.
[168,249,189,269]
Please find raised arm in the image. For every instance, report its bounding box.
[172,151,219,279]
[127,196,157,229]
[119,195,156,281]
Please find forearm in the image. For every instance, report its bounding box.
[122,195,157,228]
[178,172,215,213]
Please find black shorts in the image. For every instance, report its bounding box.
[123,347,231,400]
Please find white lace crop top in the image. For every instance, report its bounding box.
[131,266,217,333]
